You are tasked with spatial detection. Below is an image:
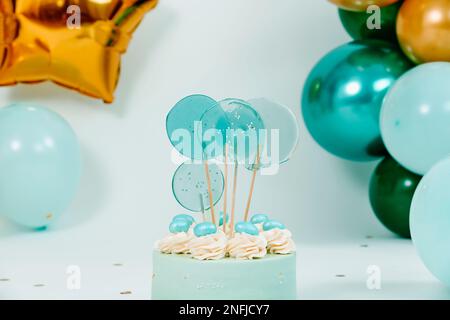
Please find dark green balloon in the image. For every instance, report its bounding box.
[369,156,421,238]
[339,2,402,42]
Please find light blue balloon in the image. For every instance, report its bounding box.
[410,157,450,286]
[381,62,450,175]
[302,40,412,161]
[0,104,81,228]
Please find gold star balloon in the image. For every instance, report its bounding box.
[0,0,158,103]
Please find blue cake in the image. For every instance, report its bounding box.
[152,215,297,300]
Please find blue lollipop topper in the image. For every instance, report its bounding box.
[172,214,195,226]
[235,221,259,236]
[166,95,217,160]
[169,219,191,234]
[172,161,224,213]
[194,222,217,237]
[219,211,229,226]
[200,98,265,165]
[246,98,299,170]
[250,214,269,225]
[263,220,286,231]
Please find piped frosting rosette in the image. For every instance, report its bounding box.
[261,220,295,254]
[157,214,195,254]
[227,222,267,259]
[189,222,227,260]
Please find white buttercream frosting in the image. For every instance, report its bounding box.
[262,229,295,254]
[227,233,267,259]
[157,231,194,254]
[189,231,228,260]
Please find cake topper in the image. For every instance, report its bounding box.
[166,94,299,235]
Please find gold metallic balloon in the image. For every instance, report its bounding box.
[0,0,158,103]
[329,0,400,11]
[397,0,450,64]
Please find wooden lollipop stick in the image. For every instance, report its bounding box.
[199,193,206,222]
[244,146,261,222]
[203,161,216,225]
[230,159,238,237]
[223,145,228,233]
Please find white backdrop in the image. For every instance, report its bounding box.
[1,0,443,300]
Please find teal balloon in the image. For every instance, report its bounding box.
[338,2,402,42]
[410,157,450,286]
[302,40,412,161]
[0,104,81,228]
[381,62,450,175]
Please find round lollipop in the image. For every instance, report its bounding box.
[246,98,299,169]
[172,162,224,213]
[200,98,265,164]
[200,98,265,227]
[166,95,217,160]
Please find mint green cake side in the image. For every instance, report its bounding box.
[151,251,297,300]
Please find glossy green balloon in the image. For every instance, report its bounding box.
[302,40,412,161]
[0,104,81,228]
[369,156,421,238]
[339,2,402,42]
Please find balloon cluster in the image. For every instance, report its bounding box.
[303,0,450,286]
[166,94,299,228]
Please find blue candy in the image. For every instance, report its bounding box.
[219,211,229,226]
[172,214,195,226]
[169,220,191,233]
[263,220,286,231]
[250,214,269,225]
[194,222,217,237]
[235,222,259,236]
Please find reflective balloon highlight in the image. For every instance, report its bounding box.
[302,40,412,161]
